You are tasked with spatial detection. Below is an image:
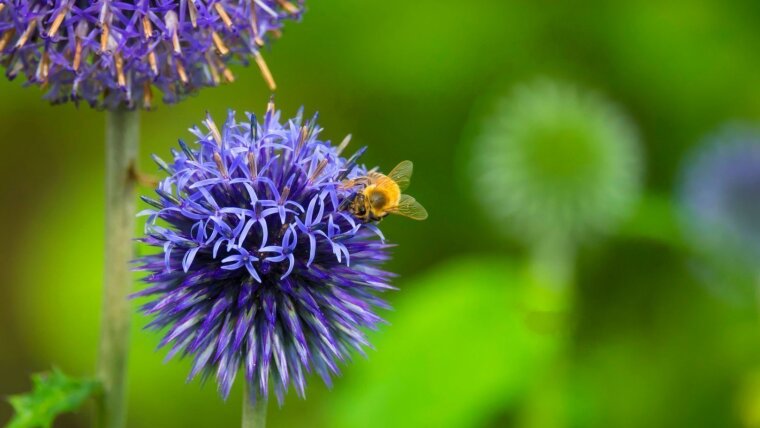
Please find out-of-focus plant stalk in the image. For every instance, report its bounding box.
[529,239,575,292]
[243,385,268,428]
[519,239,575,428]
[97,109,139,428]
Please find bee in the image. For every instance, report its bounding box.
[340,160,428,222]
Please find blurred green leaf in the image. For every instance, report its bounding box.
[618,194,685,249]
[328,257,564,428]
[6,369,100,428]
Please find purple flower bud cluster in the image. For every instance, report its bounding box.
[135,103,395,403]
[0,0,303,109]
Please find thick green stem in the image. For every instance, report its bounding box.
[242,386,268,428]
[519,237,575,428]
[97,109,139,428]
[528,238,574,291]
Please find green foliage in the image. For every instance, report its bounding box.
[6,369,101,428]
[327,257,565,428]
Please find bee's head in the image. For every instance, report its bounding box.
[339,192,357,210]
[355,193,368,215]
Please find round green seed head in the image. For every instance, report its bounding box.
[470,79,643,244]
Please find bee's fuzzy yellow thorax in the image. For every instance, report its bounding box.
[363,180,401,211]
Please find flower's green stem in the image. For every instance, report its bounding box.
[242,385,268,428]
[97,109,139,428]
[519,238,575,428]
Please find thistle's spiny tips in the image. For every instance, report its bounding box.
[115,54,126,87]
[295,126,308,156]
[276,0,300,14]
[46,6,68,38]
[211,31,230,56]
[250,114,259,139]
[309,159,328,182]
[72,21,87,71]
[0,29,14,52]
[188,0,199,27]
[99,20,110,53]
[175,58,188,84]
[280,185,291,203]
[205,113,223,147]
[164,11,181,54]
[205,52,221,85]
[254,51,277,91]
[105,30,119,51]
[148,50,159,75]
[267,94,276,113]
[35,51,50,83]
[248,151,258,178]
[7,60,21,79]
[222,66,235,83]
[141,14,152,40]
[98,0,109,23]
[337,134,352,155]
[15,19,36,49]
[214,3,233,29]
[249,0,262,42]
[213,152,228,178]
[143,81,153,109]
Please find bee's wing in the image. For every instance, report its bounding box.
[387,160,413,192]
[389,194,428,220]
[374,174,400,193]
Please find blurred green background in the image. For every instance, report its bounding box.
[4,0,760,427]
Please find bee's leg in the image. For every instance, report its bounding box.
[341,177,370,190]
[339,192,356,210]
[340,179,356,190]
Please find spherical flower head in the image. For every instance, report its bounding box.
[135,103,395,403]
[0,0,304,109]
[470,79,643,244]
[679,124,760,264]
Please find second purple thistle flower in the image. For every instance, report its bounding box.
[0,0,304,109]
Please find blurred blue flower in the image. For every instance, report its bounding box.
[0,0,303,109]
[680,125,760,264]
[135,103,395,403]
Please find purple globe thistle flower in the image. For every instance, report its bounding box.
[0,0,303,109]
[680,124,760,263]
[135,101,395,404]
